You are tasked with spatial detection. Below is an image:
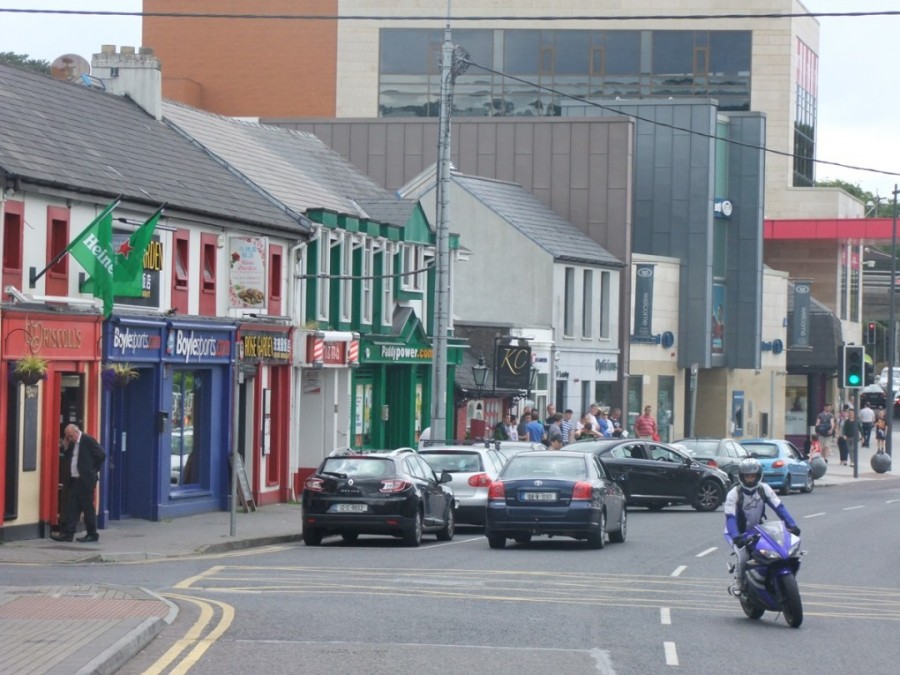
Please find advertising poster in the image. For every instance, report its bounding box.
[228,236,267,309]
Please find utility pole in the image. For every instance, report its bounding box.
[430,2,467,439]
[888,184,899,456]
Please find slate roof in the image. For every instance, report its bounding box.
[451,173,623,267]
[0,63,304,233]
[163,101,414,226]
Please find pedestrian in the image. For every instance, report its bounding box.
[585,402,602,433]
[875,410,888,452]
[546,413,564,447]
[493,414,512,440]
[506,414,519,442]
[839,409,861,466]
[815,403,836,463]
[560,409,575,446]
[597,409,613,437]
[808,433,822,461]
[526,412,546,443]
[517,411,532,441]
[575,413,601,441]
[858,402,875,448]
[544,403,556,435]
[608,408,624,437]
[52,424,106,543]
[634,405,658,441]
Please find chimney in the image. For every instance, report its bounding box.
[91,45,162,120]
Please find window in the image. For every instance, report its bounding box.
[401,244,422,291]
[46,206,69,296]
[582,269,593,338]
[599,271,611,339]
[171,370,202,489]
[362,239,374,324]
[202,240,216,292]
[171,229,189,315]
[199,232,217,316]
[563,267,575,336]
[341,235,353,323]
[793,38,818,187]
[317,235,332,321]
[2,200,24,291]
[382,244,395,326]
[268,245,282,315]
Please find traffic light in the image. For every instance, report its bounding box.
[866,322,876,345]
[843,345,865,388]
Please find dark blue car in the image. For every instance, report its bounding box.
[484,450,626,549]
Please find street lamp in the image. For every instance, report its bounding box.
[888,184,899,456]
[472,353,489,395]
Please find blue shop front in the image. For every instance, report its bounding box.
[103,317,235,521]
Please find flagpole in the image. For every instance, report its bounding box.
[29,197,121,288]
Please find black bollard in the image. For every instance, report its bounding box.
[871,451,892,474]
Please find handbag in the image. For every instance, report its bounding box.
[652,432,660,442]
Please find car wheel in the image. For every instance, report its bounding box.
[341,532,359,544]
[780,475,791,496]
[436,505,455,541]
[800,471,814,493]
[693,480,724,512]
[586,509,607,549]
[402,509,423,547]
[303,527,323,546]
[487,532,507,549]
[609,507,627,543]
[647,503,665,512]
[513,534,532,544]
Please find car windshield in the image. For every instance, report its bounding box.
[420,452,482,473]
[741,443,779,459]
[321,457,392,477]
[502,455,587,480]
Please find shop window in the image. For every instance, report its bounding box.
[2,200,24,292]
[171,370,203,490]
[269,244,283,316]
[171,229,189,315]
[199,232,217,316]
[46,206,69,296]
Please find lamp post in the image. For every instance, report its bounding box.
[888,184,899,456]
[472,354,489,395]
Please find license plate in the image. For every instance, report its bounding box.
[333,503,368,513]
[521,491,557,502]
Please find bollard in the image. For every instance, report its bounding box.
[809,455,828,479]
[871,451,892,474]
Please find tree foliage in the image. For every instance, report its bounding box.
[0,51,51,75]
[815,178,895,217]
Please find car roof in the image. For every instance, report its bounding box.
[507,450,590,460]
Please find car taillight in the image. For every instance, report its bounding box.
[380,479,411,493]
[571,481,593,500]
[305,477,324,492]
[488,481,506,500]
[468,473,492,488]
[707,459,719,468]
[772,460,785,468]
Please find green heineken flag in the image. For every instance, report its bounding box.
[83,205,163,300]
[66,200,118,317]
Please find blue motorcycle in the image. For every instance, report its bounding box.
[735,520,805,628]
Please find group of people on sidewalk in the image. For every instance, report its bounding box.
[813,401,886,466]
[492,402,660,446]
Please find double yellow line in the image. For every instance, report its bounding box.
[142,592,235,675]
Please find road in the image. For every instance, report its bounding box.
[6,479,900,674]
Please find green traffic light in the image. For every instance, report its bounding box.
[848,374,861,386]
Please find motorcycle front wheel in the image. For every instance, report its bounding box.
[778,574,803,628]
[740,594,765,620]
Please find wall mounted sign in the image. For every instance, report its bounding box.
[633,264,654,340]
[791,280,811,348]
[494,343,532,390]
[228,236,268,309]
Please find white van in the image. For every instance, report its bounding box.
[878,367,900,391]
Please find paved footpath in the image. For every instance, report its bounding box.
[0,456,895,674]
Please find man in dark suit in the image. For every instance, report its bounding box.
[51,424,106,543]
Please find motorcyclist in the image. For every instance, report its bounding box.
[724,457,801,596]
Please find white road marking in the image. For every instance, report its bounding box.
[664,641,679,666]
[843,505,865,511]
[660,607,671,625]
[696,547,717,558]
[670,566,687,577]
[804,512,827,518]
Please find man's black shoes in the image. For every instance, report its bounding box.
[50,533,74,542]
[77,534,99,543]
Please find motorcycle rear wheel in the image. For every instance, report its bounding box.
[740,594,765,620]
[778,574,803,628]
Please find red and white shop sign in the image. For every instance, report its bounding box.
[306,336,347,366]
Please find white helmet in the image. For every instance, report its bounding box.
[738,457,762,490]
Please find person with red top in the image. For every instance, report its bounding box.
[634,405,658,440]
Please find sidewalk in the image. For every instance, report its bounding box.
[0,503,303,674]
[0,456,896,675]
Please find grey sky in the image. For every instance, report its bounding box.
[0,0,898,198]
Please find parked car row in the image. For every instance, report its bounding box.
[300,436,814,547]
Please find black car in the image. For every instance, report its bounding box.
[567,438,729,511]
[301,449,455,546]
[484,450,627,549]
[673,437,749,485]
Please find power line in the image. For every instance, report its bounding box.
[1,8,899,21]
[464,58,900,181]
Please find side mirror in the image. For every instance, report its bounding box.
[440,469,453,484]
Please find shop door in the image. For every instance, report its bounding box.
[108,370,157,520]
[57,374,85,526]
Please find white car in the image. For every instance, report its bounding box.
[878,367,900,392]
[419,444,507,525]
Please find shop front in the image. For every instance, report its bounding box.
[236,323,293,506]
[160,320,235,519]
[0,309,102,541]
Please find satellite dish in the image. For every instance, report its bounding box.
[50,54,91,81]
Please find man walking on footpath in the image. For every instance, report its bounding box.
[52,424,106,543]
[858,402,875,448]
[634,405,658,441]
[815,403,836,462]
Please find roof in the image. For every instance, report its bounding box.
[163,101,415,226]
[0,63,304,233]
[451,173,623,267]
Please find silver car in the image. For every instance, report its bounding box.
[419,445,508,525]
